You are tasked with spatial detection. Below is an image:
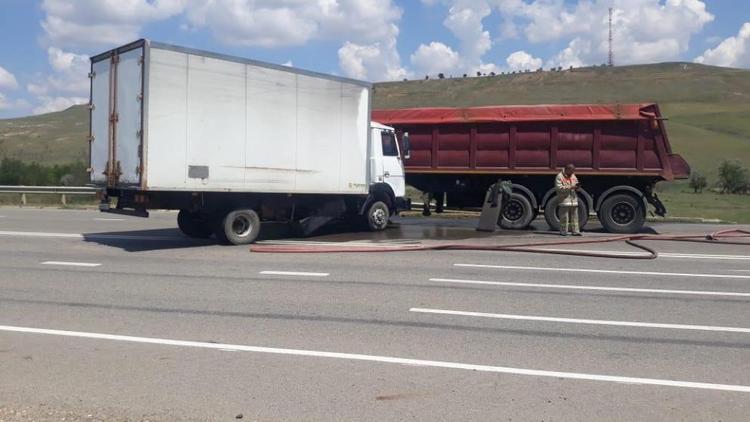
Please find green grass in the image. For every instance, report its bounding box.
[658,191,750,223]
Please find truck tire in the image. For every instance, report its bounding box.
[366,201,390,231]
[499,193,534,230]
[215,209,261,245]
[599,193,645,234]
[177,210,212,238]
[544,196,589,232]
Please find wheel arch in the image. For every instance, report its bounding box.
[595,185,647,213]
[361,183,396,214]
[510,183,538,210]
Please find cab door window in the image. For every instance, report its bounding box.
[381,132,399,157]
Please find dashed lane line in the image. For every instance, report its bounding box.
[41,261,101,267]
[260,271,330,277]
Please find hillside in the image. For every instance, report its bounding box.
[374,62,750,185]
[0,104,88,165]
[1,62,749,184]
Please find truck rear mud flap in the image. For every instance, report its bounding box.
[645,191,667,217]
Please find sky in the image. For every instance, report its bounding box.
[0,0,749,118]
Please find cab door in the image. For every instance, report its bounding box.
[379,130,406,197]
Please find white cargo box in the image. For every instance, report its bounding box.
[90,39,372,195]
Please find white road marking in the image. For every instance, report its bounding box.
[1,324,749,393]
[41,261,101,267]
[533,248,750,261]
[0,230,188,241]
[430,278,750,298]
[454,264,750,280]
[410,308,750,334]
[260,271,330,277]
[94,218,126,221]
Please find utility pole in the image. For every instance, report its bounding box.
[608,7,614,67]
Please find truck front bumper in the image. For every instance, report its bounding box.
[395,197,412,213]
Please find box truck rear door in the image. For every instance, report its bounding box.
[113,47,144,186]
[90,46,144,188]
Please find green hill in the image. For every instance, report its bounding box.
[0,104,88,165]
[374,62,750,185]
[2,62,749,184]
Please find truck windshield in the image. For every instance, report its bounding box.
[381,132,399,157]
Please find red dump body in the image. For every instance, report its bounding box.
[373,104,689,180]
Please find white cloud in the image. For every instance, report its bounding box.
[338,38,409,81]
[508,0,714,67]
[423,0,714,71]
[506,50,542,72]
[0,93,32,112]
[410,42,461,76]
[695,22,750,68]
[0,66,19,90]
[41,0,185,48]
[32,96,88,115]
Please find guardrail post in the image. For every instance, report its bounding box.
[61,193,67,206]
[21,193,27,206]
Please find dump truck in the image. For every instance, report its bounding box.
[89,39,409,244]
[372,104,690,233]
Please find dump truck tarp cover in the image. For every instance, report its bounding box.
[372,104,658,124]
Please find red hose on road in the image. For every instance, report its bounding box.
[249,229,750,260]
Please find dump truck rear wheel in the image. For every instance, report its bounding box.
[544,196,589,232]
[599,193,645,234]
[498,193,534,230]
[177,210,212,239]
[215,209,261,245]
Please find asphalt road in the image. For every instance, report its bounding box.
[0,208,749,421]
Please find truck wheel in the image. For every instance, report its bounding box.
[366,201,390,231]
[599,193,645,234]
[215,209,261,245]
[498,193,534,230]
[177,210,212,238]
[544,197,589,232]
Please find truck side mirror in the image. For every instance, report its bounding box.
[402,132,410,160]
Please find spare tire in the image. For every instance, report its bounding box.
[498,193,535,230]
[544,196,589,232]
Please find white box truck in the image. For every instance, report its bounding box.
[89,39,410,244]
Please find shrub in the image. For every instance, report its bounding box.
[0,157,89,186]
[717,160,749,194]
[688,171,707,193]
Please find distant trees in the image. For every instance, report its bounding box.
[717,160,749,194]
[0,157,88,186]
[688,171,707,193]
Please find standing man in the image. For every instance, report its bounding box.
[555,164,582,236]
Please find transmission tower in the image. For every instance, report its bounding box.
[608,7,614,67]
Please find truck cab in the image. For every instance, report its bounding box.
[360,123,410,231]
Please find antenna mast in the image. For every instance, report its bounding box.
[608,7,614,67]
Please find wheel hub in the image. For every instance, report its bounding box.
[372,208,387,226]
[611,202,635,225]
[232,215,253,237]
[503,200,523,221]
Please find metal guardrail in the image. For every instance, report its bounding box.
[0,185,99,205]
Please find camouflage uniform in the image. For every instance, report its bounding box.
[555,171,580,235]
